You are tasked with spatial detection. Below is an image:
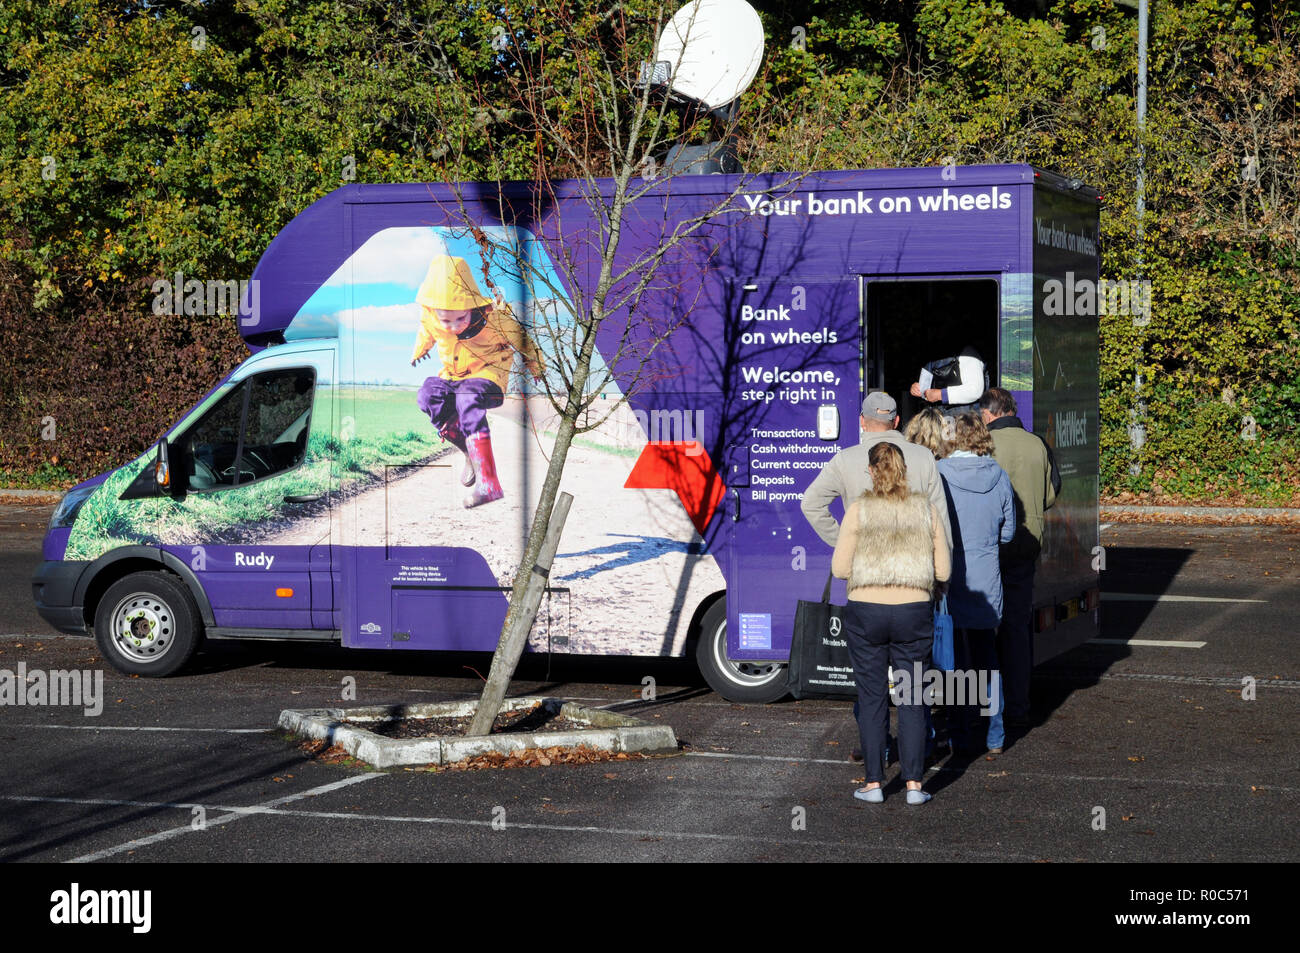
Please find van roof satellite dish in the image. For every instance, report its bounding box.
[652,0,764,113]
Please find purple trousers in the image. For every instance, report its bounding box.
[417,377,504,438]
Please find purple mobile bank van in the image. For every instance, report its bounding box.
[33,164,1100,702]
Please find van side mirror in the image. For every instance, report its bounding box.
[154,439,174,496]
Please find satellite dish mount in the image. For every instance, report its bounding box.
[636,0,765,174]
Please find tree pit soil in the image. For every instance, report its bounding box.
[298,737,652,772]
[351,703,586,739]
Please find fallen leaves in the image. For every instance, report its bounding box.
[443,745,650,772]
[298,740,355,765]
[539,802,579,815]
[1101,504,1300,527]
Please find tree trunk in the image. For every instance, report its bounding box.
[466,489,575,736]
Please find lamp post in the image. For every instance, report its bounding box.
[1118,0,1150,476]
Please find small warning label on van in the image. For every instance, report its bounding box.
[394,565,447,583]
[738,613,772,650]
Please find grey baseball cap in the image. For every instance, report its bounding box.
[860,391,897,420]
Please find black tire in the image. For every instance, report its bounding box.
[694,597,789,703]
[94,571,202,677]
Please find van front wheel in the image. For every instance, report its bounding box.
[694,598,789,703]
[94,572,202,677]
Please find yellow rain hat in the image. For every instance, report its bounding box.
[416,256,492,311]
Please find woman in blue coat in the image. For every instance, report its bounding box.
[936,413,1016,754]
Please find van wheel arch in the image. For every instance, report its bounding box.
[94,571,202,676]
[691,594,789,704]
[78,548,214,632]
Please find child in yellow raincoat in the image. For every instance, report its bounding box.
[411,256,545,507]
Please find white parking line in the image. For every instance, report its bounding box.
[1101,593,1267,603]
[36,773,384,863]
[7,764,1293,864]
[683,753,1299,791]
[1088,639,1207,648]
[688,750,853,766]
[4,723,270,733]
[0,792,1039,860]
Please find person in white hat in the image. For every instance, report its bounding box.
[411,256,545,508]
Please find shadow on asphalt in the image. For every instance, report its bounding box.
[892,542,1195,789]
[1003,542,1192,743]
[186,639,707,693]
[12,536,1197,803]
[2,745,313,863]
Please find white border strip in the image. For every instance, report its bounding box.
[1088,639,1207,648]
[1101,593,1267,603]
[52,774,383,863]
[5,724,269,733]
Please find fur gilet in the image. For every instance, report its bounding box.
[849,492,935,592]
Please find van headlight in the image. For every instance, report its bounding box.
[49,485,97,530]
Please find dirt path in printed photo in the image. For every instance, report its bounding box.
[265,400,723,656]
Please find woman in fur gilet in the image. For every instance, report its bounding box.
[833,442,951,805]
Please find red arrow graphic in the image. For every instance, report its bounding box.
[624,442,725,537]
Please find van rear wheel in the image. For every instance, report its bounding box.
[694,598,789,703]
[94,572,202,677]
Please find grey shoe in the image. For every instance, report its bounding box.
[854,786,884,803]
[905,788,932,805]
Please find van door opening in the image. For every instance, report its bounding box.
[864,278,1000,425]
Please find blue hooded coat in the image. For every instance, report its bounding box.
[936,454,1016,629]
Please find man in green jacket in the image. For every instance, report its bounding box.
[979,387,1058,726]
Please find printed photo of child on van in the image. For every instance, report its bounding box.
[410,255,545,508]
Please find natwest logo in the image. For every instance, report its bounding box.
[1052,411,1089,449]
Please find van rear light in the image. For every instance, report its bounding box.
[1035,606,1056,632]
[276,588,294,598]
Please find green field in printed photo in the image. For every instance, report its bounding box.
[63,385,449,558]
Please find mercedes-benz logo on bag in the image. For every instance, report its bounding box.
[829,617,841,638]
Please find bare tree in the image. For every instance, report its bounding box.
[417,0,830,736]
[1170,21,1300,249]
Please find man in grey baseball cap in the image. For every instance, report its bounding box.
[801,391,952,550]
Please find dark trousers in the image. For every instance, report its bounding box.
[843,600,933,784]
[950,627,1002,750]
[996,554,1036,720]
[416,377,504,439]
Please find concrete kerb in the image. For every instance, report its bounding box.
[278,695,679,769]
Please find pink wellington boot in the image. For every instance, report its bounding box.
[463,432,504,508]
[439,424,476,486]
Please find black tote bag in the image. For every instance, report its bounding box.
[786,573,856,699]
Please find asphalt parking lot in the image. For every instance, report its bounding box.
[1,503,1296,863]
